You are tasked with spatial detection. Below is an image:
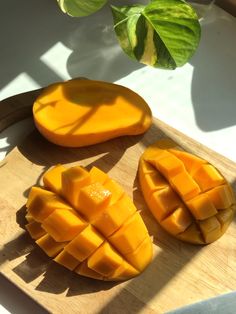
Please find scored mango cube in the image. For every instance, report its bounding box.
[193,164,225,192]
[36,234,67,257]
[61,166,91,208]
[78,182,111,220]
[54,250,80,271]
[155,155,185,179]
[25,220,46,240]
[42,209,87,242]
[139,139,236,244]
[90,166,108,185]
[170,171,200,201]
[87,242,123,276]
[92,194,137,237]
[43,164,66,194]
[64,225,104,261]
[26,186,54,209]
[25,164,152,281]
[161,206,193,235]
[109,212,148,255]
[28,193,72,223]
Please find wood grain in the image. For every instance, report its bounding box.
[0,88,236,314]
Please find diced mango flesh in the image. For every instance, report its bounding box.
[92,194,136,237]
[43,164,66,194]
[28,193,72,223]
[25,220,46,240]
[36,234,67,257]
[78,182,111,220]
[26,186,54,209]
[161,206,193,235]
[90,166,108,185]
[54,250,80,271]
[42,209,87,242]
[61,166,91,208]
[25,164,152,281]
[87,242,123,276]
[108,212,148,255]
[139,139,236,244]
[64,225,104,261]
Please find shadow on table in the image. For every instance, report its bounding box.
[0,0,144,94]
[189,7,236,132]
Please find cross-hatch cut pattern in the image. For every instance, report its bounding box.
[139,139,236,244]
[25,165,152,281]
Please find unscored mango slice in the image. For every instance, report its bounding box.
[33,79,152,147]
[26,165,152,280]
[139,139,236,244]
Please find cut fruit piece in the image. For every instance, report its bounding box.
[147,187,181,222]
[109,212,148,255]
[92,194,137,237]
[216,208,234,233]
[87,242,123,276]
[198,216,222,244]
[105,260,139,281]
[28,193,72,223]
[125,237,153,271]
[26,186,54,209]
[187,194,217,220]
[25,220,46,240]
[170,171,200,201]
[36,234,67,257]
[75,261,103,280]
[26,164,152,281]
[103,179,124,205]
[155,155,185,180]
[78,182,111,220]
[206,185,234,209]
[54,250,80,271]
[193,164,225,192]
[141,172,168,198]
[33,79,152,147]
[177,223,204,244]
[161,206,193,235]
[43,164,66,194]
[64,225,104,262]
[61,166,91,208]
[139,139,236,244]
[168,149,207,174]
[90,166,108,185]
[42,209,87,242]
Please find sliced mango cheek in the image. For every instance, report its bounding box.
[139,139,236,245]
[26,165,152,281]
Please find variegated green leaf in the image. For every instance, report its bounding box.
[111,0,201,69]
[57,0,107,17]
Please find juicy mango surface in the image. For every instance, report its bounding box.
[33,79,152,147]
[26,165,152,281]
[139,139,236,244]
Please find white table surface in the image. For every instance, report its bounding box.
[0,0,236,313]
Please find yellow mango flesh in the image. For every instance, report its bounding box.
[26,165,152,281]
[139,139,236,244]
[33,79,152,147]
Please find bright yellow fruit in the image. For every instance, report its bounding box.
[139,139,236,244]
[26,165,152,280]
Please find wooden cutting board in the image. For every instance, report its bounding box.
[0,88,236,314]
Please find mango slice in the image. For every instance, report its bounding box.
[139,139,236,244]
[26,165,152,280]
[33,79,152,147]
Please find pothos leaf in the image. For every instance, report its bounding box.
[57,0,108,17]
[111,0,201,69]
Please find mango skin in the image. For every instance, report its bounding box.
[26,165,153,281]
[33,79,152,147]
[139,139,236,245]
